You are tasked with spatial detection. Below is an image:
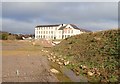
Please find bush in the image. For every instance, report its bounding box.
[0,33,9,40]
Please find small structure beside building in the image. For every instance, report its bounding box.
[35,24,90,40]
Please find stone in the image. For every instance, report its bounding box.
[52,59,55,62]
[64,61,70,65]
[80,65,87,69]
[58,62,63,65]
[56,59,59,62]
[53,56,56,59]
[32,42,35,46]
[48,57,51,60]
[45,51,48,53]
[50,53,53,55]
[50,68,59,74]
[16,70,19,76]
[87,71,94,76]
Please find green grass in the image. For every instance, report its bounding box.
[51,29,119,82]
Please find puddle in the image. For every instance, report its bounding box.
[62,67,88,82]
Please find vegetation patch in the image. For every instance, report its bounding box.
[51,29,119,82]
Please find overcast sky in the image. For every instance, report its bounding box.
[1,2,118,34]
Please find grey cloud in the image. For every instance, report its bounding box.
[2,2,118,34]
[2,18,34,34]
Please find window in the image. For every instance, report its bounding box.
[71,30,73,33]
[51,31,53,34]
[43,35,45,38]
[51,36,53,39]
[68,30,70,33]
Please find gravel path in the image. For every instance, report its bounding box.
[2,40,59,82]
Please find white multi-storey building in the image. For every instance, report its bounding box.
[35,24,89,40]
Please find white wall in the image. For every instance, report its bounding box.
[35,24,84,40]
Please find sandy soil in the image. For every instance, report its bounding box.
[2,40,59,82]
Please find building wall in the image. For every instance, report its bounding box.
[62,28,83,39]
[35,26,57,39]
[35,24,84,40]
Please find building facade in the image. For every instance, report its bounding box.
[35,24,89,40]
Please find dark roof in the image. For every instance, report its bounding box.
[58,26,67,30]
[58,24,79,30]
[70,24,80,29]
[36,24,60,27]
[58,24,91,32]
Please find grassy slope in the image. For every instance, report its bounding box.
[52,29,120,82]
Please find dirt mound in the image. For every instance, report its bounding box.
[52,29,119,82]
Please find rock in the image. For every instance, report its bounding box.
[76,72,80,75]
[87,71,94,76]
[50,69,59,74]
[16,70,19,76]
[45,51,48,53]
[48,57,51,60]
[47,55,50,58]
[32,42,35,46]
[52,59,55,62]
[56,59,59,62]
[94,37,101,41]
[96,72,100,76]
[53,56,56,59]
[58,62,63,65]
[50,53,53,55]
[80,65,87,70]
[64,61,70,65]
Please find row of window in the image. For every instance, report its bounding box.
[63,30,73,34]
[36,30,73,35]
[36,27,57,30]
[36,31,54,34]
[63,35,72,38]
[36,35,72,39]
[36,35,54,39]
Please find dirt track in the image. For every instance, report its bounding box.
[2,40,59,82]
